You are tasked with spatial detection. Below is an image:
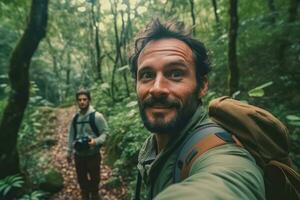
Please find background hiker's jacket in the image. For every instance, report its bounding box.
[137,105,266,200]
[67,106,108,157]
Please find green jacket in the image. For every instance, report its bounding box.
[137,105,265,200]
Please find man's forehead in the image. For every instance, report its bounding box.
[142,38,191,54]
[78,94,88,99]
[138,38,194,66]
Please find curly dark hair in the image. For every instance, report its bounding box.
[129,18,211,87]
[76,88,91,100]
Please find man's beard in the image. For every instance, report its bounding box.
[138,92,199,135]
[79,103,89,113]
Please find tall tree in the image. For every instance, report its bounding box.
[189,0,196,36]
[119,10,130,97]
[0,0,48,178]
[277,0,299,71]
[212,0,220,24]
[228,0,239,96]
[287,0,299,22]
[110,0,122,102]
[91,0,104,82]
[267,0,277,23]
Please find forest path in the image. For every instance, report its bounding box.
[49,106,126,200]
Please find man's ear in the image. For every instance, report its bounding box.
[198,76,208,98]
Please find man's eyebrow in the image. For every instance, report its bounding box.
[137,66,152,73]
[138,59,189,72]
[164,60,189,68]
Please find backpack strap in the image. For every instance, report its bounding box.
[72,113,80,140]
[72,112,100,139]
[134,171,142,200]
[173,123,238,182]
[265,160,300,200]
[89,111,100,137]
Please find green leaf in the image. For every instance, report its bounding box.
[117,65,129,72]
[248,81,273,97]
[0,184,8,192]
[0,84,7,88]
[248,88,265,97]
[19,194,30,200]
[11,182,23,188]
[33,122,42,127]
[3,185,11,196]
[100,83,110,89]
[126,101,137,108]
[288,121,300,126]
[286,115,300,121]
[9,175,23,183]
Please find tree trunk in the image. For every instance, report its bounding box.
[228,0,239,96]
[120,11,130,97]
[0,0,48,179]
[277,0,299,71]
[212,0,220,24]
[91,1,103,82]
[65,52,71,99]
[189,0,196,36]
[267,0,277,24]
[110,0,122,102]
[89,10,96,80]
[287,0,299,22]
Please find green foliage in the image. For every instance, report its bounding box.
[248,81,273,97]
[97,92,148,175]
[93,84,148,197]
[19,190,48,200]
[286,115,300,127]
[105,176,122,190]
[38,169,63,193]
[0,97,7,121]
[0,174,24,197]
[18,84,58,190]
[0,174,49,200]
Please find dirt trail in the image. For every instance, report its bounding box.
[49,106,126,200]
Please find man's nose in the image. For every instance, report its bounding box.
[149,75,169,97]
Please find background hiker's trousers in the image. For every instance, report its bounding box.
[74,153,101,193]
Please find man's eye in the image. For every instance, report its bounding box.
[170,70,184,79]
[140,71,154,80]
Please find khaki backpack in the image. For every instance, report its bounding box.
[173,96,300,200]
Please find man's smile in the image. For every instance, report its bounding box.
[147,105,174,112]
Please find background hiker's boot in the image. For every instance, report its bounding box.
[80,190,89,200]
[91,191,100,200]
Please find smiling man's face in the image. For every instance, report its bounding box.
[77,94,90,111]
[136,38,202,134]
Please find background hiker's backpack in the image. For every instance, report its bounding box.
[174,96,300,200]
[72,111,99,140]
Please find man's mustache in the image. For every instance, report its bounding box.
[142,96,181,108]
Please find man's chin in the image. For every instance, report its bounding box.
[79,106,89,111]
[144,125,172,135]
[143,119,178,135]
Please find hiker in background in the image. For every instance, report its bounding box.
[66,88,108,200]
[129,19,266,199]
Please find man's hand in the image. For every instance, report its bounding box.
[88,138,97,146]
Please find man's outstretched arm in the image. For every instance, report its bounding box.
[155,144,265,200]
